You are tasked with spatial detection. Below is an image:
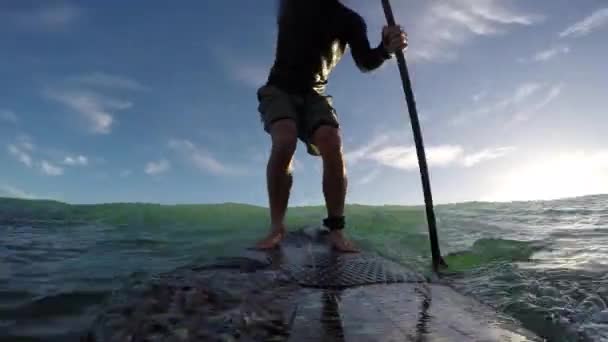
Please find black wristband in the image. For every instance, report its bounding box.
[323,216,345,231]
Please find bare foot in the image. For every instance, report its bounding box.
[255,226,286,250]
[328,230,359,253]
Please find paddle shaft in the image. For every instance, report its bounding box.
[381,0,447,271]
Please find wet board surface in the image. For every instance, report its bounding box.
[241,227,542,342]
[287,284,541,342]
[85,227,543,341]
[239,227,426,288]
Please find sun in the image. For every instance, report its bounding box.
[485,151,608,202]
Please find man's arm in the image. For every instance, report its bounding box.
[347,13,391,72]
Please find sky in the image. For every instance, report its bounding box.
[1,0,607,206]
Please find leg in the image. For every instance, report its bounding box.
[255,84,299,249]
[256,119,298,249]
[312,126,358,253]
[312,126,347,218]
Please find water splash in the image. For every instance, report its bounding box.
[1,195,607,341]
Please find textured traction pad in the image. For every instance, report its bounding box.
[281,252,423,288]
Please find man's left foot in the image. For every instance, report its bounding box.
[255,226,286,250]
[328,230,359,253]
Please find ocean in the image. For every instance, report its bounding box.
[0,195,607,341]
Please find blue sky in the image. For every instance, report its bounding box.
[1,0,607,205]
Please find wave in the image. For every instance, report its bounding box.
[0,198,270,228]
[4,290,109,320]
[2,196,606,340]
[541,208,607,216]
[443,238,547,272]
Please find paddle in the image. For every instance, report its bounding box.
[380,0,447,272]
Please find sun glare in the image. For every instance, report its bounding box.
[485,151,608,202]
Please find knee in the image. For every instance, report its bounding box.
[270,119,297,156]
[313,126,343,157]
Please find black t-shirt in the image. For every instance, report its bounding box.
[267,0,390,94]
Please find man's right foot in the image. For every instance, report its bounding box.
[328,230,359,253]
[255,227,286,250]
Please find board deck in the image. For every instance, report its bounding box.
[240,226,543,342]
[86,226,543,341]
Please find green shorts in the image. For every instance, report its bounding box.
[257,84,340,156]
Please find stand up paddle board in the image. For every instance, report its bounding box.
[85,226,542,342]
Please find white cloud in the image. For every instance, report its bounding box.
[1,3,82,31]
[41,160,64,176]
[346,133,513,172]
[357,169,382,185]
[512,84,563,122]
[370,145,464,170]
[6,136,90,175]
[560,8,608,38]
[168,139,242,175]
[0,185,36,199]
[46,89,131,134]
[0,110,18,124]
[72,72,146,91]
[145,159,171,175]
[345,134,391,165]
[462,147,516,167]
[508,83,543,105]
[532,46,570,62]
[230,64,269,88]
[15,135,35,152]
[63,155,88,166]
[452,82,542,125]
[8,144,32,167]
[7,144,33,167]
[213,47,269,88]
[45,73,141,134]
[368,0,541,62]
[519,46,570,63]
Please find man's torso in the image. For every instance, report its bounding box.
[267,0,358,94]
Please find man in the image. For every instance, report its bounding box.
[256,0,407,251]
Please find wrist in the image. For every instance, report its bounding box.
[378,41,392,59]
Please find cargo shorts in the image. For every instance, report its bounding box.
[256,84,340,156]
